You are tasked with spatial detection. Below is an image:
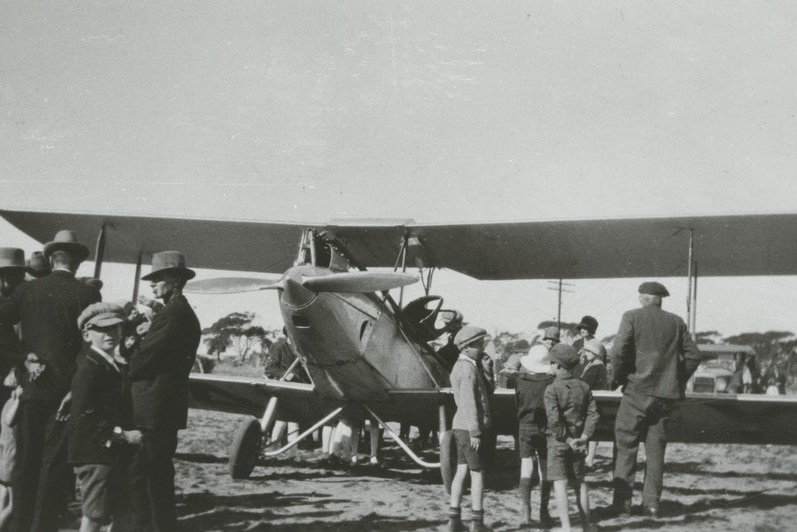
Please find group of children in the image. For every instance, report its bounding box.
[449,329,601,532]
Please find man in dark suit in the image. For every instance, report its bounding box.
[0,231,101,532]
[128,251,200,532]
[610,281,701,517]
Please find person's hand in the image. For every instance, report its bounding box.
[123,430,143,446]
[470,435,481,450]
[136,315,152,336]
[567,437,587,454]
[56,391,72,422]
[3,369,16,389]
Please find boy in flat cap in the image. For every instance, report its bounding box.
[610,281,701,517]
[69,303,142,532]
[544,344,599,532]
[447,325,492,531]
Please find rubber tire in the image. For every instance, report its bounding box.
[439,430,457,494]
[229,417,262,479]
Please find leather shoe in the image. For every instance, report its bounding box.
[644,505,660,518]
[610,500,633,516]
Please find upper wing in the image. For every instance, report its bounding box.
[0,209,320,274]
[4,208,797,278]
[326,213,797,279]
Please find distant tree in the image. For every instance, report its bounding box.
[202,312,268,362]
[694,331,722,344]
[204,334,232,362]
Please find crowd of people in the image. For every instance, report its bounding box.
[0,230,200,532]
[447,281,701,532]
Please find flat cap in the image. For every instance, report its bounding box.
[454,325,487,349]
[77,302,126,331]
[549,344,580,370]
[639,281,669,297]
[543,326,560,341]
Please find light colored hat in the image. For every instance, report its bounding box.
[77,302,126,330]
[43,230,89,262]
[25,251,51,277]
[582,338,607,360]
[520,345,551,373]
[454,325,487,349]
[0,248,25,271]
[141,251,196,281]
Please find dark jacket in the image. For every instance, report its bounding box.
[0,295,22,379]
[264,338,309,383]
[129,294,200,431]
[611,304,701,399]
[0,270,101,404]
[544,374,599,443]
[68,345,124,464]
[515,371,555,432]
[580,360,608,391]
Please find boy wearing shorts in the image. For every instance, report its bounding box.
[448,326,492,530]
[544,344,599,532]
[69,303,142,532]
[515,345,555,525]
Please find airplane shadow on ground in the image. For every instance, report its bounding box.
[590,492,797,531]
[665,461,797,482]
[178,491,440,532]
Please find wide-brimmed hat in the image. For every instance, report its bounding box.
[43,230,89,262]
[25,251,51,277]
[520,344,551,374]
[576,315,598,334]
[0,248,25,271]
[77,302,126,330]
[141,251,196,281]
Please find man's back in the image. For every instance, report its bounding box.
[0,271,100,402]
[611,304,699,398]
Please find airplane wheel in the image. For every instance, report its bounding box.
[229,417,262,479]
[439,430,457,494]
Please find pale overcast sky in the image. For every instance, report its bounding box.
[1,1,796,338]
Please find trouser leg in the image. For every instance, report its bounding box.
[613,391,646,504]
[642,399,672,508]
[13,401,47,532]
[130,429,178,532]
[31,411,73,532]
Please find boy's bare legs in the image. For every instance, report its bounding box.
[450,464,469,510]
[469,470,484,512]
[553,479,571,531]
[519,457,534,523]
[574,481,593,531]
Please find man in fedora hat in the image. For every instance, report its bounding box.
[610,281,701,518]
[126,251,200,531]
[0,231,101,532]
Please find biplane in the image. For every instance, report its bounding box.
[2,209,797,488]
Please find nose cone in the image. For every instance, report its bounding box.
[280,273,316,308]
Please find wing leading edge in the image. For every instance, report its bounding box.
[3,209,797,279]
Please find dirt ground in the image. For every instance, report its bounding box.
[60,409,794,531]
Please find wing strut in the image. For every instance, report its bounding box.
[131,251,142,303]
[364,405,440,468]
[93,224,106,279]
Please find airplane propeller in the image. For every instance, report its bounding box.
[301,272,418,293]
[184,277,279,294]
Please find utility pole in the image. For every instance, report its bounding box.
[547,279,575,328]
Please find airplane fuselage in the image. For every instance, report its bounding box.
[278,265,449,404]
